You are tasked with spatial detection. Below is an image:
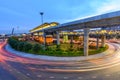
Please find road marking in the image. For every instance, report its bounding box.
[9,69,12,71]
[63,77,68,79]
[105,74,110,77]
[78,77,83,79]
[17,71,20,73]
[91,76,97,78]
[26,73,30,76]
[7,65,10,67]
[49,76,55,79]
[37,75,42,77]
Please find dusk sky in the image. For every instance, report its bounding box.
[0,0,120,34]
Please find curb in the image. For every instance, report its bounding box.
[5,43,119,61]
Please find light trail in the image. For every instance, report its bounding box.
[1,41,120,73]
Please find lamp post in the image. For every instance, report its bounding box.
[40,12,46,47]
[40,12,44,24]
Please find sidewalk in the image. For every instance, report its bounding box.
[5,43,120,61]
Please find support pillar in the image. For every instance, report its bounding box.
[43,31,46,46]
[37,32,39,36]
[70,35,74,48]
[70,35,73,44]
[101,35,106,47]
[84,28,89,56]
[63,35,68,43]
[31,33,33,36]
[56,31,60,45]
[96,35,99,49]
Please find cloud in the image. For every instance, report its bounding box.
[66,0,120,22]
[96,0,120,14]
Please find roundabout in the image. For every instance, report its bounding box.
[0,41,120,80]
[5,41,120,73]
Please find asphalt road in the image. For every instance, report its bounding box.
[0,41,120,80]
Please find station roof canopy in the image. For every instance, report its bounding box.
[30,22,59,33]
[42,11,120,32]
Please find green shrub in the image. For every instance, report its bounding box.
[68,46,74,51]
[8,37,109,57]
[46,46,53,51]
[23,43,32,52]
[8,37,18,49]
[13,42,19,50]
[17,42,25,51]
[56,45,61,51]
[33,43,42,53]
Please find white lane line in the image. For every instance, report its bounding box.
[17,71,20,73]
[26,73,30,76]
[63,77,68,79]
[7,65,10,67]
[105,74,110,77]
[37,75,42,77]
[49,76,55,79]
[78,77,83,79]
[9,69,12,71]
[91,76,97,78]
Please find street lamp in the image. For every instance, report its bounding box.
[40,12,46,46]
[40,12,44,24]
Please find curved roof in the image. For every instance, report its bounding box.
[30,11,120,33]
[45,11,120,31]
[30,22,59,33]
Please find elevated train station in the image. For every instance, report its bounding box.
[30,11,120,56]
